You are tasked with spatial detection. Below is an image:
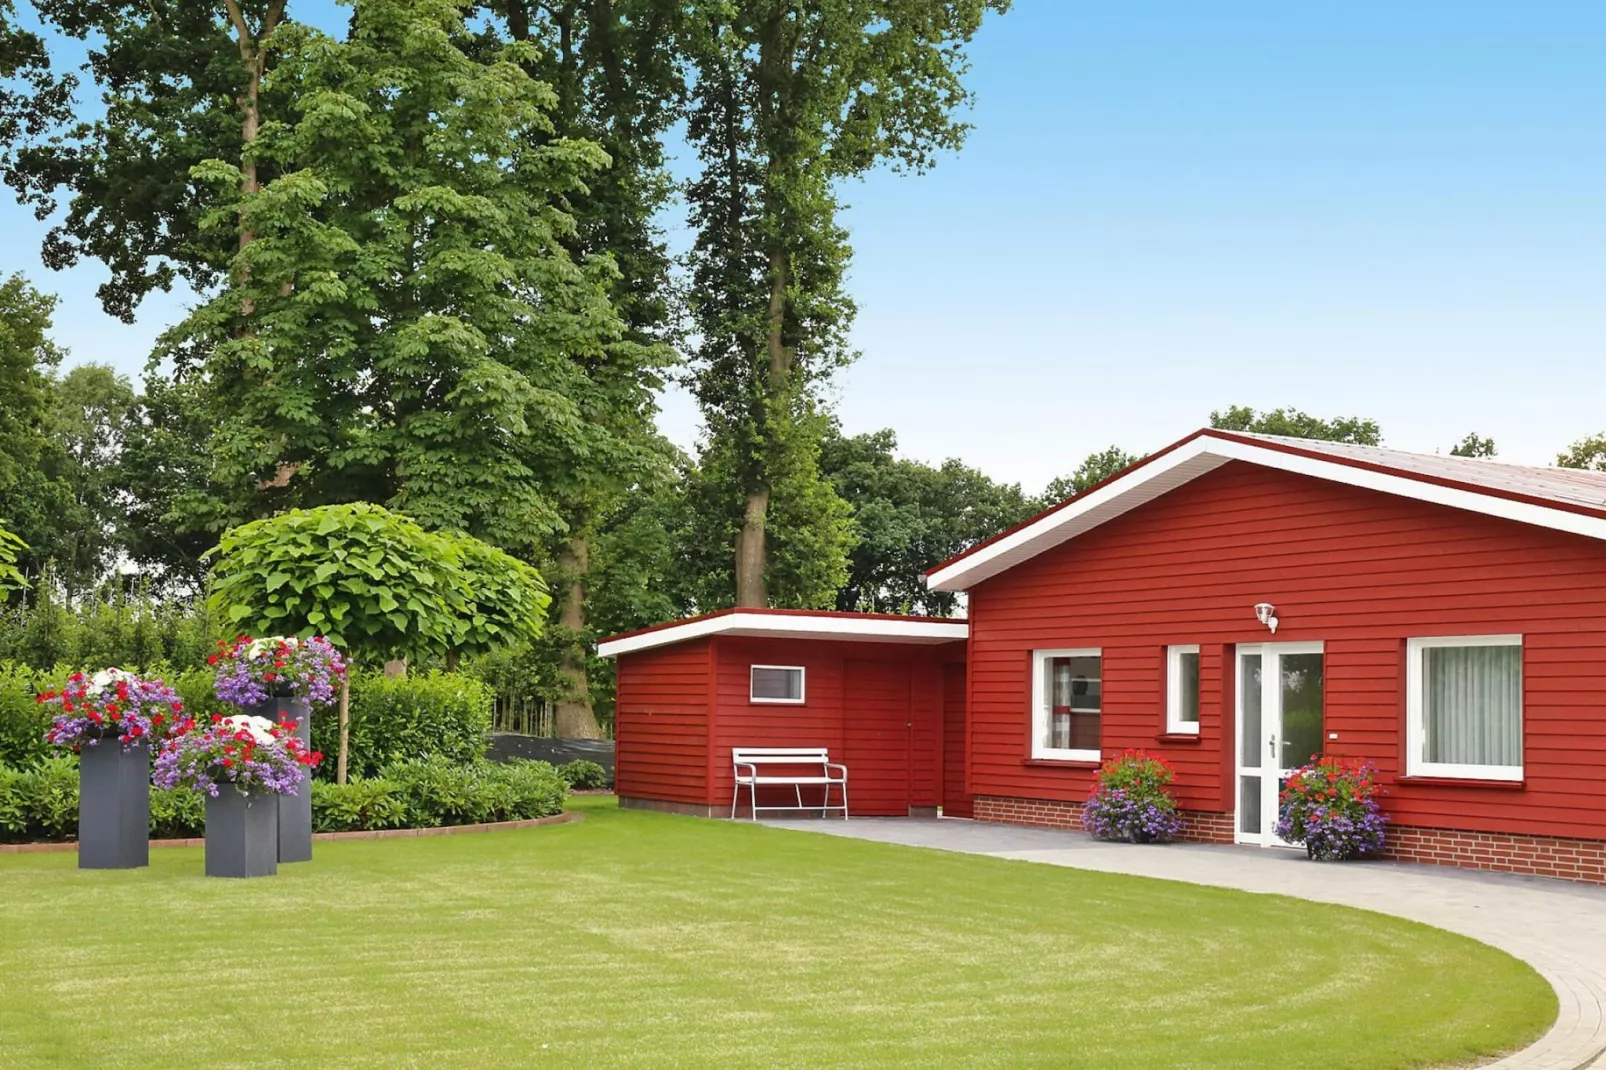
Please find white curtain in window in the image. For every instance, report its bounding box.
[1424,645,1521,767]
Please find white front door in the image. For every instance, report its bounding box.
[1235,642,1325,846]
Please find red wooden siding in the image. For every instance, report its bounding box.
[942,661,973,817]
[709,638,949,816]
[613,639,712,805]
[967,460,1606,841]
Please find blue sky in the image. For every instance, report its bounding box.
[4,2,1604,491]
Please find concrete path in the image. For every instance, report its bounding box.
[761,817,1606,1070]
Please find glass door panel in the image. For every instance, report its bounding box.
[1278,653,1325,773]
[1235,643,1324,846]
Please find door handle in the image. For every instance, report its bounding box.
[1268,734,1278,758]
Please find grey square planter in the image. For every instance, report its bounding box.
[78,739,151,870]
[204,788,279,879]
[242,695,313,863]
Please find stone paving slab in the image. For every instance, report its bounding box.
[761,817,1606,1070]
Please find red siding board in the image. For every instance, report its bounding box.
[614,640,712,805]
[968,460,1606,843]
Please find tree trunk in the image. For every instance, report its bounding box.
[336,674,350,786]
[734,489,769,607]
[222,0,285,314]
[554,537,603,738]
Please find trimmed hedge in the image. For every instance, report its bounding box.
[311,670,492,780]
[1,664,491,781]
[0,758,566,843]
[557,759,610,790]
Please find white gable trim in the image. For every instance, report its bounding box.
[926,434,1606,592]
[598,612,969,659]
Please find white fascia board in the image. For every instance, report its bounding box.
[597,612,969,659]
[926,435,1606,593]
[925,436,1225,592]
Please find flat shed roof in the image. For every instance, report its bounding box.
[597,608,969,659]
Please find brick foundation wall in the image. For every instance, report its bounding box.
[973,794,1606,885]
[1385,825,1606,885]
[973,795,1234,845]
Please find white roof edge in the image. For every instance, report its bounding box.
[597,612,969,659]
[926,434,1606,593]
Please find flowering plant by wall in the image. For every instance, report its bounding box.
[1082,749,1184,844]
[39,669,187,752]
[152,714,322,797]
[1275,757,1388,861]
[210,636,347,708]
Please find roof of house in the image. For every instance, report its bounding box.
[925,428,1606,593]
[596,607,969,659]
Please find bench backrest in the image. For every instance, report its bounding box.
[732,747,831,766]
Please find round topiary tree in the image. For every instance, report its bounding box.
[205,503,549,781]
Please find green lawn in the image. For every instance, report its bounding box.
[0,796,1553,1069]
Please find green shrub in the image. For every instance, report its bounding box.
[314,670,491,780]
[556,759,609,790]
[149,787,205,839]
[0,756,79,841]
[0,582,220,673]
[0,664,51,768]
[311,779,409,833]
[381,756,566,826]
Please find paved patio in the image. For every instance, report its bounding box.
[762,817,1606,1070]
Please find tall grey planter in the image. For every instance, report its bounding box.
[77,739,150,870]
[204,788,278,878]
[243,694,313,863]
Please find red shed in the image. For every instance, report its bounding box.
[599,610,969,818]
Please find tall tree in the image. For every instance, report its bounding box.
[0,274,95,589]
[1557,434,1606,472]
[0,0,73,175]
[50,364,135,582]
[819,423,1033,616]
[1210,405,1383,446]
[1448,433,1497,458]
[682,0,1008,607]
[1039,446,1144,506]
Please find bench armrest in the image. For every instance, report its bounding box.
[732,761,758,779]
[825,762,848,779]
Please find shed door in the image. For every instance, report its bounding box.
[842,659,912,816]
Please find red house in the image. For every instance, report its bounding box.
[603,429,1606,885]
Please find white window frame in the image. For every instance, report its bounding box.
[1405,634,1523,781]
[749,664,806,705]
[1031,648,1102,761]
[1166,644,1201,735]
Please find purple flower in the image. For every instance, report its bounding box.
[210,636,346,710]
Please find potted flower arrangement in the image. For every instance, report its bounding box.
[153,713,322,878]
[210,635,345,863]
[1082,749,1184,844]
[1275,757,1388,861]
[38,668,186,870]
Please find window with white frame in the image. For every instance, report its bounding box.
[1406,635,1523,780]
[750,665,805,704]
[1167,645,1201,735]
[1032,649,1102,760]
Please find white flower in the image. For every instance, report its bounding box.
[85,667,133,697]
[245,635,301,659]
[220,714,279,745]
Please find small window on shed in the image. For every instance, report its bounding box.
[750,665,805,704]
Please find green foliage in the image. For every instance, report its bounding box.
[1448,433,1497,458]
[556,759,609,790]
[0,274,96,590]
[0,581,219,675]
[311,670,493,781]
[820,423,1035,615]
[379,756,567,826]
[1557,433,1606,471]
[0,663,51,768]
[206,503,547,664]
[1209,405,1383,445]
[682,0,1007,605]
[0,1,74,170]
[0,521,25,597]
[1039,446,1145,506]
[0,754,77,841]
[310,778,409,833]
[149,786,205,840]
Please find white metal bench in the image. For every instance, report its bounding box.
[731,747,849,820]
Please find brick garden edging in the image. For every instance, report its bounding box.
[973,795,1234,844]
[0,809,583,854]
